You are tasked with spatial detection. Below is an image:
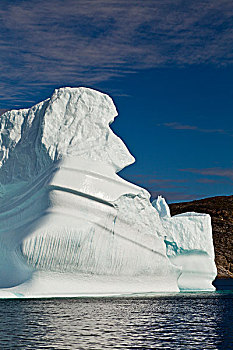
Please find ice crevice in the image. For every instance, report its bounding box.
[0,87,217,297]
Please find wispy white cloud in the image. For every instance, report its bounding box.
[129,173,189,195]
[0,0,233,104]
[162,122,199,130]
[160,122,232,136]
[127,172,228,202]
[180,167,233,179]
[196,178,222,184]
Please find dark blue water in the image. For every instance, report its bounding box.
[0,292,232,349]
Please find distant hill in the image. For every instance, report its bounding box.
[169,195,233,279]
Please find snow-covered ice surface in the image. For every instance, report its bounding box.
[0,87,216,298]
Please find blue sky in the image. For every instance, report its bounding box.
[0,0,232,202]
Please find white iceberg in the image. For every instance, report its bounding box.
[153,196,217,290]
[0,87,216,298]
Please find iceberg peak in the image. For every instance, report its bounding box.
[0,87,135,188]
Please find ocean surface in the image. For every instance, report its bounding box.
[0,292,232,349]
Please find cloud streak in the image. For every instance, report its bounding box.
[125,173,223,202]
[0,109,8,115]
[0,0,233,104]
[180,167,233,179]
[196,178,222,184]
[160,122,232,136]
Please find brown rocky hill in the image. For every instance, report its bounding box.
[169,195,233,279]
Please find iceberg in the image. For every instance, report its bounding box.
[0,87,216,298]
[153,196,217,290]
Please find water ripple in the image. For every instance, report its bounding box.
[0,292,232,349]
